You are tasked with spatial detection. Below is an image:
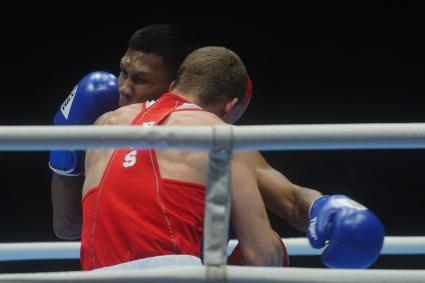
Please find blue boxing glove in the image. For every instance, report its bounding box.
[49,71,119,176]
[307,195,384,269]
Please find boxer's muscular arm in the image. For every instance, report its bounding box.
[231,152,283,266]
[51,174,83,240]
[174,111,283,266]
[255,152,322,231]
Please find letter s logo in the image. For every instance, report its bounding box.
[123,150,137,168]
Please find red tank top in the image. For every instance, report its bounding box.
[80,93,206,270]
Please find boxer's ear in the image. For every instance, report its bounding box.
[223,98,238,122]
[169,81,176,91]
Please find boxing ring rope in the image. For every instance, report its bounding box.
[0,267,424,283]
[1,236,425,261]
[1,123,425,151]
[1,123,424,282]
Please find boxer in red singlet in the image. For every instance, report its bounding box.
[80,47,286,270]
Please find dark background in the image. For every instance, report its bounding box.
[0,3,424,273]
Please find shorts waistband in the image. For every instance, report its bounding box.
[92,255,202,271]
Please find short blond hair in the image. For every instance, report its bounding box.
[174,46,248,108]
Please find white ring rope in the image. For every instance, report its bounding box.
[0,237,424,261]
[0,267,424,283]
[0,123,425,151]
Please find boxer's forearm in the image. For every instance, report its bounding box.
[51,173,84,239]
[255,153,322,231]
[287,185,322,231]
[232,152,283,266]
[258,171,321,231]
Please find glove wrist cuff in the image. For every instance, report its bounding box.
[309,195,329,218]
[49,161,82,176]
[49,150,84,177]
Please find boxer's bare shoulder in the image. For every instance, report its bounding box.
[164,109,225,127]
[95,103,142,126]
[83,103,143,196]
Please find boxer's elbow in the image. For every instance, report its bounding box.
[53,219,82,240]
[243,243,283,267]
[263,241,284,267]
